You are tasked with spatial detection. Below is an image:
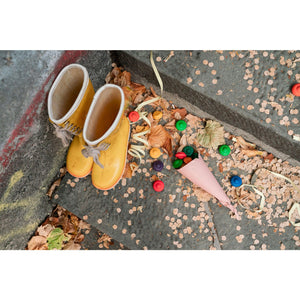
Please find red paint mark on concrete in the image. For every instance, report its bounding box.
[0,50,87,176]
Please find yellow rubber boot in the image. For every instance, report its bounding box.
[48,64,94,135]
[82,84,130,190]
[66,134,93,178]
[47,64,95,177]
[91,116,130,190]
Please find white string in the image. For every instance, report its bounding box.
[128,52,163,171]
[81,143,110,168]
[236,168,300,226]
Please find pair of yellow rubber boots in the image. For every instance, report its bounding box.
[47,64,130,190]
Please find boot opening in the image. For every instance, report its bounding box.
[51,66,85,120]
[86,86,122,142]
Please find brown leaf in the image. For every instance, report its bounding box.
[185,114,201,129]
[130,83,147,104]
[147,125,173,156]
[98,233,113,249]
[117,71,131,87]
[241,149,267,157]
[151,175,159,182]
[162,136,173,157]
[58,215,77,234]
[234,136,256,150]
[63,240,81,250]
[74,233,85,243]
[148,125,168,147]
[218,163,223,173]
[171,108,187,119]
[48,216,59,225]
[164,119,176,133]
[130,82,146,91]
[122,163,133,179]
[78,220,91,231]
[27,236,48,250]
[46,178,61,198]
[106,66,131,87]
[37,224,55,238]
[135,125,150,133]
[46,168,67,198]
[264,153,274,162]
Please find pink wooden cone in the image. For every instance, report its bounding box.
[178,156,237,215]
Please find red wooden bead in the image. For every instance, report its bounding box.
[153,180,164,192]
[128,111,140,122]
[175,152,187,159]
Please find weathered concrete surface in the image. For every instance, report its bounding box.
[0,51,63,151]
[0,50,113,249]
[81,223,129,250]
[111,50,300,163]
[52,75,299,250]
[0,106,67,249]
[1,51,299,250]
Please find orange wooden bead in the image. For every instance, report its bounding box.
[183,157,192,164]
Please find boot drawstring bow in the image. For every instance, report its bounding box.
[81,143,110,168]
[53,124,73,147]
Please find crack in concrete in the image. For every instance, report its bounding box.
[204,202,222,250]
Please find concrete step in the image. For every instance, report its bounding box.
[1,50,299,250]
[52,78,300,250]
[111,50,300,165]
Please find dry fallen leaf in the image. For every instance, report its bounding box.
[151,175,159,182]
[74,234,85,243]
[218,163,223,173]
[27,236,48,250]
[106,66,131,87]
[185,114,201,129]
[197,120,225,149]
[46,178,61,198]
[78,220,91,231]
[171,108,187,120]
[37,224,55,238]
[130,83,147,104]
[264,153,275,162]
[135,125,150,133]
[147,125,173,156]
[241,149,267,157]
[46,168,67,198]
[98,233,113,249]
[123,163,133,179]
[234,136,256,150]
[63,240,81,250]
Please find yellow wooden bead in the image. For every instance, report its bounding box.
[153,110,163,120]
[149,147,162,158]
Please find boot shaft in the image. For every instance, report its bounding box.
[48,64,94,134]
[83,84,125,146]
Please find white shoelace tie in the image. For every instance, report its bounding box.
[53,124,73,147]
[81,143,110,168]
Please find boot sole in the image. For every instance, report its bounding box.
[67,167,92,179]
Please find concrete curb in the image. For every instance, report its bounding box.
[110,50,300,163]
